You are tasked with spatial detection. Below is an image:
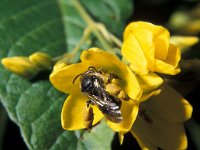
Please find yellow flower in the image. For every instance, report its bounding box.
[168,10,200,34]
[137,73,163,102]
[170,36,199,52]
[1,56,39,78]
[50,48,142,132]
[122,21,181,75]
[130,84,192,149]
[29,52,52,70]
[1,52,53,79]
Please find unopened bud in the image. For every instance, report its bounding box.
[29,52,52,70]
[1,57,38,78]
[170,36,199,51]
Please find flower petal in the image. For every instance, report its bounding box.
[131,112,188,149]
[81,48,126,78]
[136,73,163,102]
[140,89,161,102]
[154,44,181,75]
[154,59,181,75]
[142,84,193,123]
[122,35,149,75]
[52,62,68,72]
[124,21,169,61]
[123,66,142,100]
[50,62,90,94]
[137,73,163,93]
[61,93,104,130]
[131,130,157,150]
[81,48,142,100]
[153,27,170,61]
[106,101,139,132]
[165,44,181,67]
[81,48,122,68]
[127,28,155,71]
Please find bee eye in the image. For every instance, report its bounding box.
[82,76,92,86]
[80,76,94,93]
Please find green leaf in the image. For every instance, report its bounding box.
[80,0,133,37]
[0,0,133,149]
[80,120,115,150]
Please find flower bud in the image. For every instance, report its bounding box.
[170,36,199,51]
[1,57,39,78]
[29,52,52,70]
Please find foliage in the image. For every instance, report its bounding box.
[0,0,132,149]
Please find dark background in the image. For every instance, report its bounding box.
[2,0,200,149]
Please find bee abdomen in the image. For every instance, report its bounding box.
[106,111,123,123]
[106,105,123,123]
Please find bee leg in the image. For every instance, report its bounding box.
[106,73,121,84]
[86,99,95,107]
[118,90,129,101]
[83,103,94,130]
[110,73,120,80]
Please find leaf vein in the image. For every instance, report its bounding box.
[8,18,61,56]
[0,0,54,24]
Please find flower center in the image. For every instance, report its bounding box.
[105,78,129,101]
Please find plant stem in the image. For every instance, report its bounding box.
[53,0,123,64]
[52,27,92,64]
[72,0,114,53]
[70,27,92,56]
[96,23,122,48]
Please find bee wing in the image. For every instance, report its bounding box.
[85,78,122,123]
[89,93,123,123]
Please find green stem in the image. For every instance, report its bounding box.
[109,33,122,48]
[70,27,92,56]
[72,0,114,53]
[53,0,123,64]
[52,27,92,64]
[96,23,122,48]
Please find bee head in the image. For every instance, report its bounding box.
[72,66,100,84]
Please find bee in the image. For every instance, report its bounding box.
[73,66,123,128]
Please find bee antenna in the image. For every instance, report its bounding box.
[73,74,82,84]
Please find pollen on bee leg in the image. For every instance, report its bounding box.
[83,103,94,129]
[105,83,121,95]
[108,73,120,82]
[118,90,129,100]
[111,78,120,85]
[101,73,110,84]
[102,72,121,84]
